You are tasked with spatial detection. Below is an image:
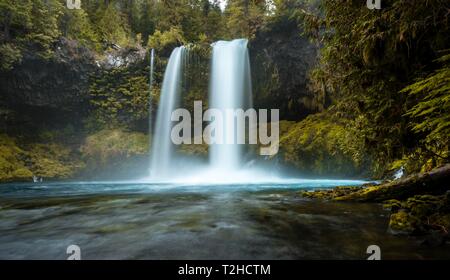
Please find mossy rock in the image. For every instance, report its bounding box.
[388,211,422,235]
[404,195,443,218]
[428,213,450,232]
[300,186,362,200]
[383,199,402,212]
[300,189,333,200]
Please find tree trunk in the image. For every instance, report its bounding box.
[337,164,450,202]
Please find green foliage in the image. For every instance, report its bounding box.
[225,0,267,39]
[88,62,150,130]
[27,0,63,57]
[0,0,63,70]
[148,0,225,43]
[0,43,21,70]
[95,3,132,48]
[300,0,450,176]
[59,7,100,50]
[402,53,450,154]
[148,26,186,53]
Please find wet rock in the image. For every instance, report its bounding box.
[382,199,402,212]
[0,38,96,111]
[388,210,420,235]
[404,195,442,218]
[336,164,450,202]
[300,186,362,200]
[386,194,450,239]
[250,17,318,120]
[99,46,146,70]
[419,230,447,247]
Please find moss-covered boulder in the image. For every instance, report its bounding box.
[300,186,363,200]
[384,193,450,239]
[382,199,402,211]
[388,211,421,235]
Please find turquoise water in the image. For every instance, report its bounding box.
[0,179,367,198]
[0,181,449,260]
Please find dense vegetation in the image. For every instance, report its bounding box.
[0,0,448,181]
[299,0,449,176]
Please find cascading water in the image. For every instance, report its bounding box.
[150,46,186,179]
[147,40,369,185]
[209,39,253,172]
[148,49,155,168]
[149,40,253,181]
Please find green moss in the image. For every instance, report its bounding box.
[88,63,150,130]
[384,193,450,236]
[81,129,148,166]
[0,134,32,181]
[279,113,368,176]
[10,168,33,179]
[383,199,402,212]
[0,134,86,182]
[405,195,443,218]
[388,211,420,235]
[26,143,85,179]
[300,186,363,200]
[428,213,450,231]
[179,143,208,156]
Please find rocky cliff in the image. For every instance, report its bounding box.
[0,38,97,135]
[250,16,320,120]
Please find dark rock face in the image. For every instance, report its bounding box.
[0,38,97,134]
[250,17,320,120]
[0,38,147,135]
[100,46,147,70]
[0,38,96,111]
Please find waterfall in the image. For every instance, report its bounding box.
[149,39,252,180]
[150,47,186,179]
[148,49,155,168]
[209,39,252,172]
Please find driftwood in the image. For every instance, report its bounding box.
[336,164,450,202]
